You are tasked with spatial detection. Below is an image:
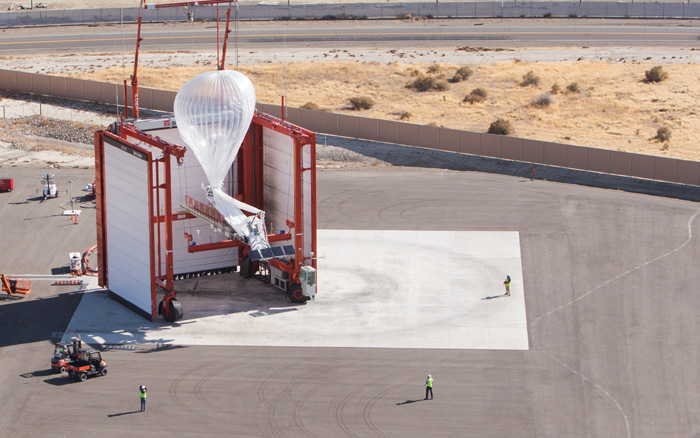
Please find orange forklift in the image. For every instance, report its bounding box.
[50,338,81,374]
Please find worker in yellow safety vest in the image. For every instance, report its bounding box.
[139,385,147,412]
[425,375,433,400]
[504,275,511,296]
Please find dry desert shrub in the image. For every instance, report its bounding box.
[450,66,474,83]
[532,93,553,108]
[427,63,443,74]
[566,82,580,93]
[645,66,668,83]
[463,87,488,104]
[520,70,540,87]
[349,96,375,110]
[655,126,672,142]
[398,111,412,121]
[551,83,561,95]
[488,118,513,135]
[407,75,449,92]
[300,102,322,110]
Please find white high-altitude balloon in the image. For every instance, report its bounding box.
[174,70,256,188]
[174,70,269,251]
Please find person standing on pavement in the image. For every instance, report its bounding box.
[139,385,147,412]
[425,375,433,400]
[504,275,511,296]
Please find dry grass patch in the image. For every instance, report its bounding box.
[75,60,700,160]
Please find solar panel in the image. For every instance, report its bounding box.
[271,246,284,257]
[248,250,262,261]
[260,248,274,259]
[283,245,296,256]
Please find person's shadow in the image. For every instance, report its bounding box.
[482,294,507,300]
[396,399,424,405]
[107,410,141,417]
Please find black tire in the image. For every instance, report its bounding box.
[157,300,163,316]
[100,367,108,376]
[79,372,87,382]
[239,256,254,278]
[288,284,306,303]
[163,298,183,322]
[59,366,66,374]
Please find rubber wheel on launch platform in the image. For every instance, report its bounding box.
[288,284,305,304]
[158,300,163,316]
[164,298,184,322]
[240,256,254,278]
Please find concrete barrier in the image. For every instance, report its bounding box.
[1,2,700,27]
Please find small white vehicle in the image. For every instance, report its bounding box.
[42,174,58,199]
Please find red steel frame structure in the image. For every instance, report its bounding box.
[94,114,316,320]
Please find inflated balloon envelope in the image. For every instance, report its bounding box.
[174,70,269,251]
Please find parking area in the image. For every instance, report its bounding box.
[2,166,700,437]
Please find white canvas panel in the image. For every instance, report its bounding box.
[302,142,313,260]
[263,128,294,238]
[104,141,152,314]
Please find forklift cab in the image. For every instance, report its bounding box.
[51,338,80,373]
[53,343,69,358]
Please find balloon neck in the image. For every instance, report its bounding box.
[202,183,225,198]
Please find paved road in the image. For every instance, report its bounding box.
[1,165,698,437]
[0,19,697,53]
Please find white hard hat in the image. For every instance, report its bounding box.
[427,374,431,378]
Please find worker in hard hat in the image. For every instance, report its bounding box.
[425,374,433,400]
[139,385,147,412]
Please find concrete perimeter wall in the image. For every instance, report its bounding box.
[1,2,699,26]
[2,68,698,187]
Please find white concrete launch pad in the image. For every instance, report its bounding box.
[62,230,528,350]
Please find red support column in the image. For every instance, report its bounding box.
[94,131,108,287]
[163,152,175,295]
[309,132,317,271]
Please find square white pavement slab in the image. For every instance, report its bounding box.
[63,230,528,350]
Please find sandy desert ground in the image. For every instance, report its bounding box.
[2,40,699,163]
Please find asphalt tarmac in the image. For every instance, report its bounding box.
[1,165,699,437]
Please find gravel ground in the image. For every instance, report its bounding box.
[0,116,101,146]
[0,92,384,169]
